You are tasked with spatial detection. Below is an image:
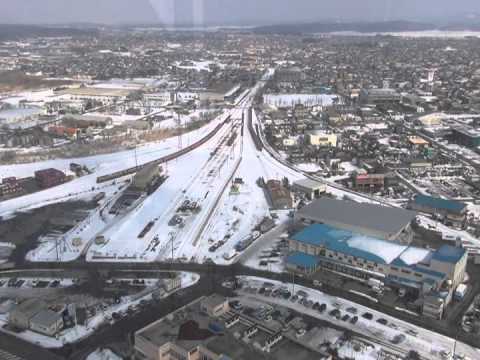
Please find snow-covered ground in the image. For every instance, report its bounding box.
[295,162,323,173]
[236,276,480,360]
[417,215,480,253]
[84,112,241,263]
[0,113,226,219]
[86,348,122,360]
[0,272,199,348]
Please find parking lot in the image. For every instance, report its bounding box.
[233,276,476,360]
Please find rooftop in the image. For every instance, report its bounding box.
[296,197,416,238]
[136,295,322,360]
[293,178,325,190]
[413,195,467,214]
[286,252,320,268]
[58,87,132,97]
[291,224,449,279]
[432,245,466,264]
[452,125,480,138]
[291,223,407,265]
[30,309,62,326]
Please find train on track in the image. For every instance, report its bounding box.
[96,115,231,183]
[247,107,263,151]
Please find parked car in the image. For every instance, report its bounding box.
[362,312,373,320]
[377,318,388,325]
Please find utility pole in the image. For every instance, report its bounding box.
[292,272,295,295]
[176,111,182,149]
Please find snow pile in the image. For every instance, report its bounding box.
[398,247,431,266]
[346,235,406,264]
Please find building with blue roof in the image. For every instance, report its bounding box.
[285,252,320,274]
[287,223,467,309]
[410,195,467,223]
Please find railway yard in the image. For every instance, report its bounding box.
[4,26,480,360]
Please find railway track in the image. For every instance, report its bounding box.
[96,115,231,183]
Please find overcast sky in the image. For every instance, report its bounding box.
[1,0,480,25]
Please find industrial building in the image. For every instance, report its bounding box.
[286,223,467,318]
[409,195,467,223]
[57,87,132,103]
[29,309,64,337]
[9,299,64,336]
[295,198,416,243]
[144,92,173,107]
[34,168,66,189]
[292,178,326,200]
[359,88,402,105]
[450,126,480,149]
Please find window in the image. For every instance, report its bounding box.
[391,267,399,271]
[414,273,422,278]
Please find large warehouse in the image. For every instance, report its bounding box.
[287,223,467,319]
[295,198,416,243]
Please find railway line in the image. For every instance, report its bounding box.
[96,115,231,183]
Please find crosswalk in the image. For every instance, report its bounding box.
[0,349,24,360]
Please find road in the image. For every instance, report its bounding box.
[5,261,480,353]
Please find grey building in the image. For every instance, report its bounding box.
[359,88,402,105]
[9,299,47,330]
[292,178,327,200]
[30,309,64,337]
[295,197,416,243]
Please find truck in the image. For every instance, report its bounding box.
[367,278,383,289]
[455,284,468,301]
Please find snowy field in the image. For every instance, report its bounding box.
[87,113,242,262]
[0,112,226,219]
[236,276,480,360]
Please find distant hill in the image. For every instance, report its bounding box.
[0,24,98,41]
[253,21,436,34]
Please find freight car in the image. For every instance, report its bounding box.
[96,115,231,183]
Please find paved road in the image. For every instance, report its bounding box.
[2,262,480,358]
